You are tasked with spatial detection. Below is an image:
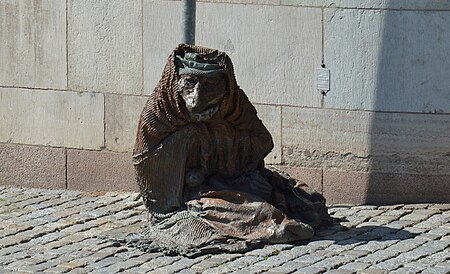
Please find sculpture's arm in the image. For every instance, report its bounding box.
[133,93,184,158]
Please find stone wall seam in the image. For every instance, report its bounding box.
[0,85,153,99]
[66,0,69,90]
[321,6,325,65]
[281,0,450,10]
[280,106,284,164]
[0,141,110,153]
[0,87,105,149]
[0,142,64,150]
[1,85,446,115]
[0,140,136,155]
[320,168,324,194]
[103,91,107,150]
[141,0,145,96]
[322,7,450,12]
[64,148,68,190]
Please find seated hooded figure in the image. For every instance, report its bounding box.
[133,44,331,255]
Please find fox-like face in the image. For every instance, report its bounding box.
[178,74,227,121]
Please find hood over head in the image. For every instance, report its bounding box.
[134,44,259,157]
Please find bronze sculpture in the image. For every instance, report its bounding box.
[132,44,331,255]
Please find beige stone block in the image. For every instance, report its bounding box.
[199,0,280,5]
[368,112,450,157]
[0,143,66,189]
[105,94,148,153]
[67,149,138,192]
[0,0,66,89]
[0,88,104,149]
[324,9,450,113]
[68,0,142,95]
[144,1,322,107]
[197,3,323,107]
[282,107,450,175]
[283,107,372,157]
[254,104,282,164]
[143,0,182,94]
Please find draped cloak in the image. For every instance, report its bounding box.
[132,44,331,254]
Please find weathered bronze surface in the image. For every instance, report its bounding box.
[132,44,332,255]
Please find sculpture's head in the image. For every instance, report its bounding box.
[175,52,228,121]
[148,44,241,128]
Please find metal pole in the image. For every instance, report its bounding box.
[181,0,196,45]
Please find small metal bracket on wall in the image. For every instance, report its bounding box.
[316,67,330,95]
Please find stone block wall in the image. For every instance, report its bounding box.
[1,0,449,204]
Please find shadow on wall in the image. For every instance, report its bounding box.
[367,3,450,204]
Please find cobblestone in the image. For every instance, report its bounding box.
[0,186,448,273]
[191,254,238,272]
[293,266,326,273]
[339,261,370,271]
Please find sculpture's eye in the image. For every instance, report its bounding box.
[185,77,198,87]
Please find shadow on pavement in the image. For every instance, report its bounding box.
[311,219,418,245]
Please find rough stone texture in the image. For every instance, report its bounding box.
[199,0,281,5]
[324,8,450,113]
[323,170,450,205]
[323,171,371,205]
[144,1,322,107]
[67,149,138,192]
[105,94,148,153]
[282,106,450,175]
[273,166,323,194]
[282,106,371,159]
[67,0,142,95]
[0,0,66,89]
[0,88,104,149]
[254,104,282,164]
[142,0,181,94]
[0,144,66,189]
[281,0,450,9]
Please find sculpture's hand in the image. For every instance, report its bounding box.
[185,169,205,188]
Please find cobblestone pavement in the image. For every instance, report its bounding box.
[0,186,448,274]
